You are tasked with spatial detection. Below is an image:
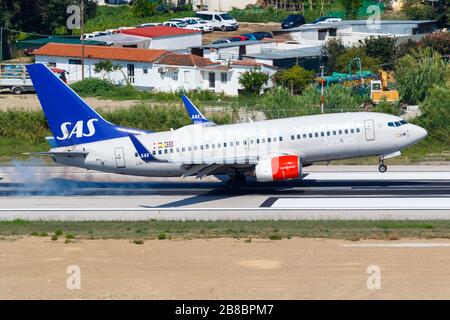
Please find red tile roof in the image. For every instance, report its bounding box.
[34,43,168,63]
[121,26,200,38]
[156,53,216,67]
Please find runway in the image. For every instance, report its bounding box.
[0,165,449,220]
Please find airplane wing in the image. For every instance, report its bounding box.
[23,151,88,156]
[181,95,216,126]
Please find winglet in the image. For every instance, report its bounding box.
[129,134,161,163]
[181,95,210,124]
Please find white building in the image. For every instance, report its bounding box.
[281,20,437,47]
[191,40,278,63]
[95,26,203,52]
[34,43,277,96]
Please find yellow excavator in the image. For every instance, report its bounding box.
[370,69,400,104]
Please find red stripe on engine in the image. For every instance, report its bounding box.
[271,155,299,181]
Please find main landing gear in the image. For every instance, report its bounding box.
[224,173,246,193]
[378,158,387,173]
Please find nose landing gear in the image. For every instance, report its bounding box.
[224,173,246,192]
[378,159,387,173]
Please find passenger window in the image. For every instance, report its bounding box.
[273,137,277,142]
[200,145,204,150]
[356,128,360,133]
[268,138,271,142]
[158,150,162,154]
[164,149,168,154]
[230,142,233,146]
[333,131,337,135]
[303,134,307,138]
[315,133,319,137]
[170,148,173,153]
[345,129,348,134]
[182,147,185,152]
[152,151,156,155]
[218,143,221,148]
[194,146,197,150]
[205,145,209,149]
[176,148,180,152]
[243,140,247,145]
[321,132,324,137]
[279,136,283,141]
[327,131,331,136]
[339,130,342,134]
[351,129,354,133]
[188,147,192,151]
[262,138,266,143]
[297,134,301,139]
[256,139,260,144]
[309,133,313,138]
[250,140,254,144]
[212,144,215,148]
[291,135,295,140]
[224,142,227,147]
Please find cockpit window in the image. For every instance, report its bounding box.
[388,120,408,127]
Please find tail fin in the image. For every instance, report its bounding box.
[181,95,212,124]
[27,63,145,147]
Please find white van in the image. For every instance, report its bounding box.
[195,11,239,31]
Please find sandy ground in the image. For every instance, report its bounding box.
[0,93,140,111]
[2,237,450,299]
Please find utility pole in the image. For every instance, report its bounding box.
[81,0,85,80]
[320,65,324,114]
[0,27,3,63]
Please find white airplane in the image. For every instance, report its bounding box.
[26,63,427,191]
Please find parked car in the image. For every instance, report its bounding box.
[240,33,259,40]
[313,16,342,24]
[252,31,274,39]
[139,22,161,28]
[281,14,305,29]
[212,39,232,44]
[182,17,214,32]
[162,20,198,30]
[228,35,249,42]
[195,11,239,31]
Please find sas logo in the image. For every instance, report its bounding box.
[57,119,98,140]
[191,114,202,119]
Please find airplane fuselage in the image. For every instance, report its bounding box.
[52,112,427,178]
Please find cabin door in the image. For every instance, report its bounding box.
[364,119,375,141]
[115,147,126,168]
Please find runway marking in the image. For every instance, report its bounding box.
[270,197,450,210]
[342,243,450,248]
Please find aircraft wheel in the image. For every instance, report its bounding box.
[378,164,387,173]
[224,174,245,193]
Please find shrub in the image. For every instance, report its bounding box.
[158,233,167,240]
[272,65,315,94]
[238,69,270,95]
[420,31,450,56]
[336,47,381,73]
[65,233,75,239]
[372,100,402,116]
[395,48,447,104]
[360,36,398,68]
[322,38,346,73]
[51,235,58,241]
[133,239,144,245]
[269,234,282,240]
[54,230,63,236]
[70,78,115,96]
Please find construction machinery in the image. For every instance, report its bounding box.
[370,69,400,104]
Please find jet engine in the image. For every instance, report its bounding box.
[254,155,302,182]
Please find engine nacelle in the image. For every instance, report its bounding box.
[255,155,302,182]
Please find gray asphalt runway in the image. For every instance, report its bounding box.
[1,165,449,220]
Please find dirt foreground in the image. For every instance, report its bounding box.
[1,237,450,299]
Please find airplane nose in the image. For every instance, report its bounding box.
[411,124,427,142]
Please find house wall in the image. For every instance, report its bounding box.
[150,33,202,51]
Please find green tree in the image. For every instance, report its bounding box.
[322,38,346,73]
[131,0,157,18]
[272,65,315,94]
[335,47,380,74]
[395,48,448,104]
[360,36,398,69]
[340,0,361,19]
[238,69,270,95]
[94,60,121,80]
